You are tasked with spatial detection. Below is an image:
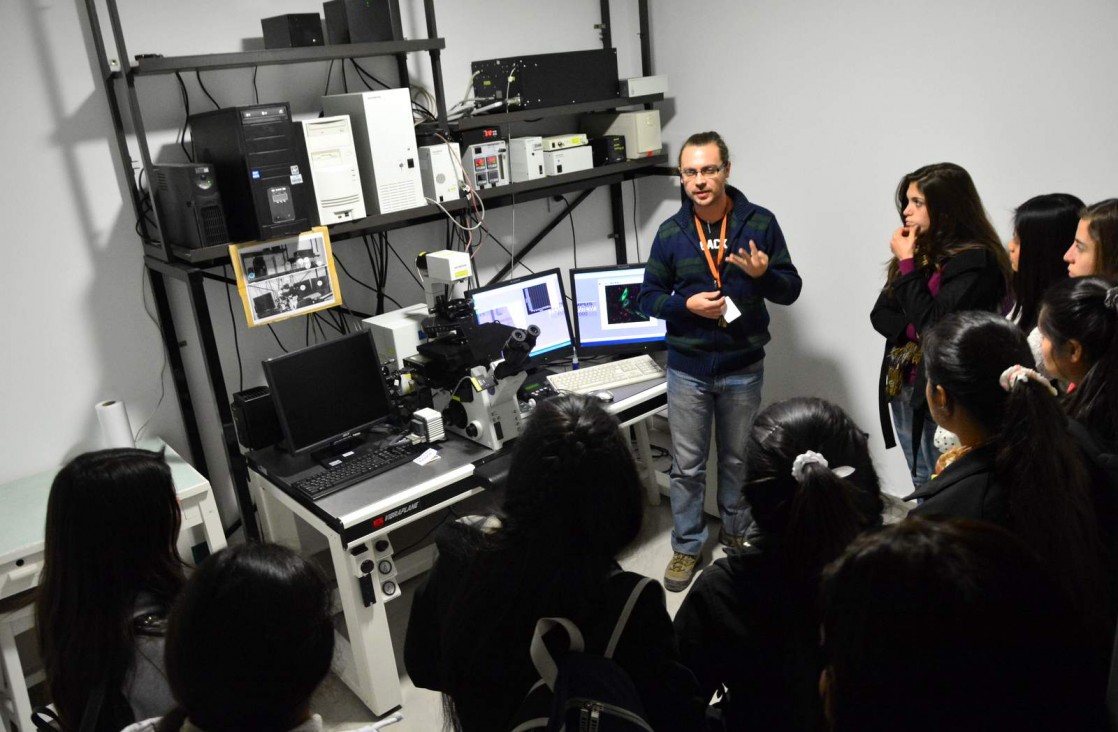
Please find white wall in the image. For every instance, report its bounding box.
[647,0,1118,493]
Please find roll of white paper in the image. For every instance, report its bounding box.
[96,400,135,448]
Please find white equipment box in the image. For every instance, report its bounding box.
[542,133,588,151]
[509,136,545,183]
[322,89,425,214]
[621,74,669,98]
[419,142,463,203]
[581,110,662,159]
[462,140,510,189]
[364,303,429,369]
[543,145,594,176]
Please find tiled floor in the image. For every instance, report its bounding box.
[313,499,716,732]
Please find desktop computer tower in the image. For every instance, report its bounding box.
[298,116,367,225]
[151,163,229,249]
[418,142,462,203]
[323,0,401,44]
[321,89,424,214]
[190,103,313,242]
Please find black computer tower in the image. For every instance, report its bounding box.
[323,0,401,44]
[151,163,229,249]
[190,104,313,243]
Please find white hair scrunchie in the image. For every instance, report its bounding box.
[999,364,1058,397]
[791,451,855,483]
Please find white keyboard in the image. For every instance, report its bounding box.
[547,355,665,395]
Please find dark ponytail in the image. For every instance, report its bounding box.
[1040,276,1118,444]
[924,311,1105,624]
[745,398,883,589]
[783,461,866,584]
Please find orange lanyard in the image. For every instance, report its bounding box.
[694,212,729,289]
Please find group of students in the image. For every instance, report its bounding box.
[30,165,1118,732]
[35,449,333,732]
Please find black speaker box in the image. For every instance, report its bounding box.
[262,14,324,49]
[323,0,401,44]
[152,164,229,249]
[232,387,282,450]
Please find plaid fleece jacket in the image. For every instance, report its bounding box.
[638,186,801,376]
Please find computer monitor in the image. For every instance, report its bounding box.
[569,263,666,358]
[467,268,574,366]
[262,330,393,455]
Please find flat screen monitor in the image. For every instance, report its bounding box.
[467,268,574,365]
[569,263,667,357]
[262,330,393,455]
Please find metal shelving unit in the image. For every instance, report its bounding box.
[83,0,662,541]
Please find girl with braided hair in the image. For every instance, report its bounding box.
[404,393,703,731]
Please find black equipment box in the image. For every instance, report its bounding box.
[471,49,619,110]
[232,387,282,450]
[151,163,229,249]
[262,14,324,49]
[590,135,627,166]
[323,0,401,44]
[190,103,314,243]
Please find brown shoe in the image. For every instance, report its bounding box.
[664,552,699,592]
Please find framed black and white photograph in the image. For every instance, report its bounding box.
[229,226,343,327]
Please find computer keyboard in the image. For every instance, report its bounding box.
[292,441,428,500]
[547,354,665,395]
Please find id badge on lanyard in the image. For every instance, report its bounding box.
[695,212,729,326]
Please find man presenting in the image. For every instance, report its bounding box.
[639,131,801,591]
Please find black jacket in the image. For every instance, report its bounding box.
[906,444,1009,525]
[674,544,825,732]
[870,248,1006,448]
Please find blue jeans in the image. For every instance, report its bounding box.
[667,362,764,556]
[890,386,939,486]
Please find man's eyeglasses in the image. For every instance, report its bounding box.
[680,164,726,179]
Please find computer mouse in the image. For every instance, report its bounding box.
[591,390,614,403]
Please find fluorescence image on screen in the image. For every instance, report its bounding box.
[604,283,650,325]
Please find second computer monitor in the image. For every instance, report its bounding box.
[467,268,574,365]
[569,263,666,357]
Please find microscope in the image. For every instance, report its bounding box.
[387,250,538,451]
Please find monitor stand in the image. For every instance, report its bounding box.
[310,434,369,469]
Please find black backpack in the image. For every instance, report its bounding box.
[509,576,655,732]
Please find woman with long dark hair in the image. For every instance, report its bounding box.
[1007,193,1083,333]
[37,448,185,732]
[404,393,702,731]
[674,397,883,731]
[1066,199,1118,278]
[908,310,1107,628]
[870,162,1011,487]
